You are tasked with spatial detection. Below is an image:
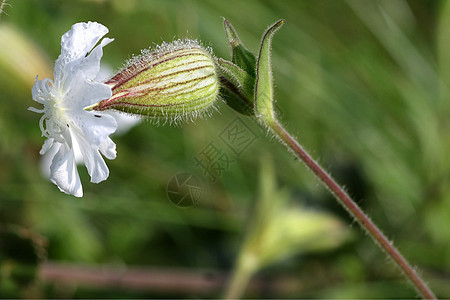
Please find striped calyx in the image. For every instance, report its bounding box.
[92,40,219,122]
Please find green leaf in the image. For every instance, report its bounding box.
[254,20,284,123]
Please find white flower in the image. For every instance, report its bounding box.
[30,22,117,197]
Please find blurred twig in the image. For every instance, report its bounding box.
[39,262,226,294]
[38,262,305,296]
[39,262,446,297]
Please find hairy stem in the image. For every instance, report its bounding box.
[267,119,436,299]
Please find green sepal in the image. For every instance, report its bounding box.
[219,82,254,116]
[217,59,254,115]
[223,18,257,77]
[217,58,255,100]
[254,20,284,123]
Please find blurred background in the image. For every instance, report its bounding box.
[1,0,450,298]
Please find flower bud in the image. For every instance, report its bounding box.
[92,39,219,123]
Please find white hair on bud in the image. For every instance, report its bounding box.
[112,99,220,127]
[119,38,215,82]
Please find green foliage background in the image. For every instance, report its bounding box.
[0,0,449,298]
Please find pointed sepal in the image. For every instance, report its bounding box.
[223,18,257,77]
[254,20,284,124]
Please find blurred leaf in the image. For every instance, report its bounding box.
[437,0,450,82]
[0,23,52,89]
[0,225,47,297]
[26,196,103,262]
[243,155,353,269]
[258,207,353,267]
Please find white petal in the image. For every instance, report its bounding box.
[60,74,110,112]
[99,137,116,160]
[68,113,117,183]
[64,70,112,109]
[39,138,55,155]
[72,130,110,184]
[54,22,110,90]
[79,38,114,80]
[80,112,117,146]
[60,22,108,64]
[50,142,83,197]
[82,147,110,184]
[95,63,113,82]
[40,141,60,178]
[103,110,141,135]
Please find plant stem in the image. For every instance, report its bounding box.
[267,119,436,299]
[224,251,257,299]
